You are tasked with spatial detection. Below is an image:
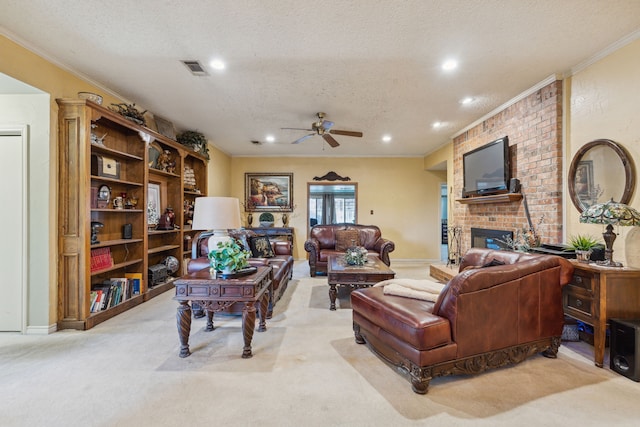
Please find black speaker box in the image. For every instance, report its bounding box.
[610,318,640,381]
[122,223,132,239]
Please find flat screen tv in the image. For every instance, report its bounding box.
[462,136,510,197]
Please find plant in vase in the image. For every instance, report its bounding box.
[176,130,210,159]
[208,240,250,274]
[344,242,368,266]
[259,212,274,227]
[565,234,600,262]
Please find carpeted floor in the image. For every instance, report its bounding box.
[1,261,639,426]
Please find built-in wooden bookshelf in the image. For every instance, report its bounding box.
[57,98,207,330]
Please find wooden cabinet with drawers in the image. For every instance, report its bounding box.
[563,261,640,367]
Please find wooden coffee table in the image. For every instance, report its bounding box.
[173,266,272,358]
[327,255,395,310]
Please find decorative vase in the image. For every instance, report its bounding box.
[282,213,288,227]
[247,213,253,227]
[576,249,592,263]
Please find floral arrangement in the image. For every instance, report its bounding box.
[208,240,250,273]
[344,245,368,266]
[497,214,544,252]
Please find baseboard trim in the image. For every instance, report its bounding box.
[25,324,57,335]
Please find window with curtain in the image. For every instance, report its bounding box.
[308,184,357,226]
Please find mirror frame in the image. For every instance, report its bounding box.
[568,139,635,212]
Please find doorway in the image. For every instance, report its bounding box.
[0,129,27,331]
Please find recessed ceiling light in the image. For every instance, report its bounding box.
[461,97,474,105]
[432,121,444,128]
[442,59,457,71]
[265,135,275,143]
[209,58,226,70]
[382,135,392,143]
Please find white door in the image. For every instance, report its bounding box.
[0,130,26,331]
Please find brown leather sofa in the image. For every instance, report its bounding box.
[188,229,294,317]
[304,223,395,276]
[351,248,574,394]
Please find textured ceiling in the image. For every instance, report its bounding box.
[1,0,639,157]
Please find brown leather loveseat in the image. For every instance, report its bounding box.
[188,229,294,316]
[350,248,574,394]
[304,223,395,276]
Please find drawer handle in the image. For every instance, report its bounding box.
[576,299,583,307]
[575,276,583,284]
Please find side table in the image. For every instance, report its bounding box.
[563,261,640,367]
[173,266,272,358]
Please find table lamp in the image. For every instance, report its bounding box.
[191,197,242,253]
[579,198,640,267]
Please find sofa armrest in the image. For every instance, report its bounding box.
[187,257,209,274]
[272,240,292,255]
[373,238,395,266]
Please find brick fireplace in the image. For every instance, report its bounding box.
[452,80,564,253]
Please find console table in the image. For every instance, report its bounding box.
[173,266,272,358]
[248,227,294,249]
[562,261,640,367]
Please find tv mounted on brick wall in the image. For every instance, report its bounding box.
[462,136,510,198]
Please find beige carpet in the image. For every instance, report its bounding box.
[1,261,640,427]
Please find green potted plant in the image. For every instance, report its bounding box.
[177,130,210,159]
[207,240,250,274]
[566,234,600,262]
[259,212,274,227]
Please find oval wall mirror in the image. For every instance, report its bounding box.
[568,139,635,212]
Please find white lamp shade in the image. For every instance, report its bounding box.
[191,197,242,231]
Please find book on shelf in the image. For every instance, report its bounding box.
[124,273,143,296]
[90,247,113,272]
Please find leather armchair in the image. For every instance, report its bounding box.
[304,224,395,276]
[351,248,574,394]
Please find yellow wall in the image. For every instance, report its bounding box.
[230,157,445,260]
[565,38,640,266]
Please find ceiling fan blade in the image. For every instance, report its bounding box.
[330,129,363,138]
[321,120,334,131]
[281,127,313,131]
[322,134,340,148]
[292,133,315,144]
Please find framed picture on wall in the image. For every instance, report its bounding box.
[147,183,161,227]
[244,173,293,212]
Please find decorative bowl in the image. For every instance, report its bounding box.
[78,91,103,105]
[259,221,274,228]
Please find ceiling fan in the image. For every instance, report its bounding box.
[282,112,363,147]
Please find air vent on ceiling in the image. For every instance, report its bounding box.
[181,60,208,76]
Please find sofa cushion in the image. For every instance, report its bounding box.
[335,229,360,251]
[351,287,452,351]
[249,236,275,258]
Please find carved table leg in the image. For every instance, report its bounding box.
[205,309,215,332]
[177,301,192,358]
[257,293,268,332]
[329,283,338,310]
[242,302,257,358]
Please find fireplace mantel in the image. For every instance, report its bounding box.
[456,193,523,205]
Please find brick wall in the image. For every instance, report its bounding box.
[453,80,563,252]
